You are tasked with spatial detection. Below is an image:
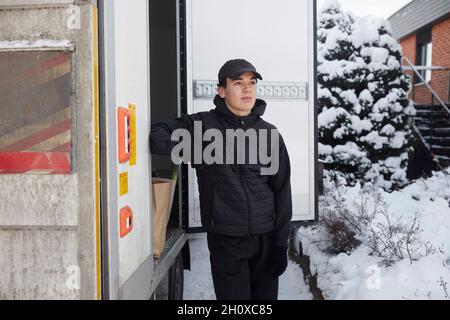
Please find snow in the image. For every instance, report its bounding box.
[359,89,374,103]
[182,172,450,301]
[365,15,393,35]
[333,125,349,139]
[361,47,389,64]
[351,18,380,48]
[350,115,372,134]
[318,107,350,129]
[380,34,401,52]
[373,97,389,112]
[387,56,401,69]
[393,102,404,113]
[367,82,377,92]
[319,142,333,156]
[380,124,395,136]
[298,171,450,300]
[0,39,72,49]
[383,156,402,169]
[333,142,367,163]
[319,0,342,14]
[318,59,365,80]
[319,143,334,163]
[318,87,333,99]
[323,28,349,52]
[391,132,406,149]
[183,233,313,300]
[362,131,388,150]
[390,168,407,182]
[340,90,359,107]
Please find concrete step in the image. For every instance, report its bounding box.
[415,109,449,118]
[414,117,450,128]
[415,104,450,111]
[430,145,450,157]
[428,137,450,147]
[435,155,450,168]
[417,127,450,137]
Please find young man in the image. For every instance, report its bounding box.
[150,59,292,300]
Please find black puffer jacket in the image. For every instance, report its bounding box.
[150,96,292,248]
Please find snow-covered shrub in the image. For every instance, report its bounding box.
[319,175,379,254]
[317,0,415,191]
[319,189,362,254]
[366,209,432,267]
[301,171,450,299]
[320,175,433,263]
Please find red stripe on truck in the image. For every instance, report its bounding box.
[0,152,70,174]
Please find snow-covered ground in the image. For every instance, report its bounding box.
[183,169,450,300]
[299,170,450,300]
[183,233,313,300]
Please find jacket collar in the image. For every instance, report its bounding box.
[213,95,267,125]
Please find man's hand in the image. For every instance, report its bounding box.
[267,246,288,277]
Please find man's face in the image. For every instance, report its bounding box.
[218,72,257,117]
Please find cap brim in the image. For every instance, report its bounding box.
[229,69,263,81]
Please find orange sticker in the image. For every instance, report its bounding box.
[120,206,133,238]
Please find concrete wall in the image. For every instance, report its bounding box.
[0,1,98,299]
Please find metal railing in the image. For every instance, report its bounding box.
[402,57,450,159]
[402,57,450,114]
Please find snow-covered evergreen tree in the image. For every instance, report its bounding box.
[351,16,415,191]
[317,0,415,191]
[317,0,372,185]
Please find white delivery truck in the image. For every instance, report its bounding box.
[0,0,317,300]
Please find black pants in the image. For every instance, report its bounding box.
[206,231,279,300]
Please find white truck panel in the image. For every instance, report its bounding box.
[186,0,316,227]
[111,0,152,287]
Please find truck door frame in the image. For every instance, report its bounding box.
[98,0,155,300]
[98,0,190,300]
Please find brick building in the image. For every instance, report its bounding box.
[388,0,450,173]
[388,0,450,105]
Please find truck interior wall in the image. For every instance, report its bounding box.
[149,0,181,230]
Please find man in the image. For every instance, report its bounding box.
[150,59,292,300]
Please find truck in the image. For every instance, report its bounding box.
[0,0,317,300]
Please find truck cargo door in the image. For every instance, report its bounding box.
[99,0,153,299]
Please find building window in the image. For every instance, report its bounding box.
[418,42,432,83]
[416,28,432,84]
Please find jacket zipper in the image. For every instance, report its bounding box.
[239,168,252,236]
[210,183,215,229]
[238,117,252,236]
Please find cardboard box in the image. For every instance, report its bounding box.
[151,177,176,258]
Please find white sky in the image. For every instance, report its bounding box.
[317,0,413,19]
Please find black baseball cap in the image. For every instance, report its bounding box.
[218,59,263,86]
